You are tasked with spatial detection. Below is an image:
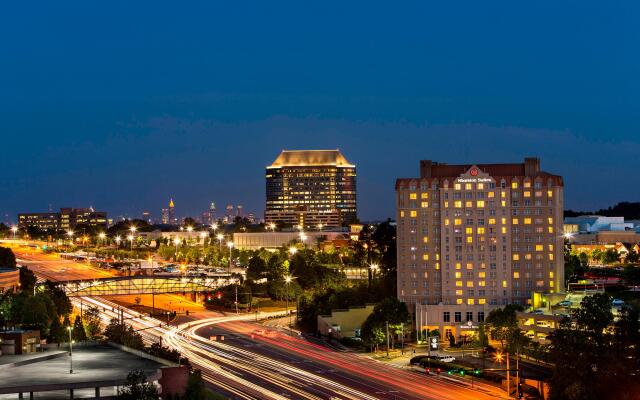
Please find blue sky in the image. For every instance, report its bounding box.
[1,1,638,222]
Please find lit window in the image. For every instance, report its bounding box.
[511,182,518,189]
[488,191,495,198]
[410,193,417,199]
[456,298,463,304]
[400,211,405,217]
[548,244,554,251]
[423,254,429,261]
[444,201,449,208]
[456,281,463,287]
[421,201,429,208]
[455,263,461,270]
[454,201,462,208]
[549,253,554,261]
[513,272,520,278]
[550,281,555,287]
[465,201,473,208]
[421,193,429,199]
[478,271,486,278]
[466,236,473,243]
[466,281,474,287]
[535,245,543,251]
[501,191,506,198]
[478,183,484,190]
[548,217,554,224]
[467,299,475,305]
[501,227,507,234]
[512,218,519,225]
[465,183,472,190]
[454,219,462,225]
[513,254,520,261]
[524,191,531,198]
[456,289,463,295]
[548,190,553,198]
[478,298,486,305]
[423,236,429,243]
[477,227,485,234]
[548,227,554,233]
[454,183,461,190]
[501,201,507,207]
[524,181,531,188]
[466,227,473,234]
[444,219,450,226]
[477,200,485,208]
[488,218,496,225]
[549,271,554,278]
[502,280,508,288]
[524,218,532,225]
[410,210,417,217]
[466,263,473,270]
[455,272,462,278]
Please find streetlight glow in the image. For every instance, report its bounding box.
[289,247,297,255]
[98,232,106,239]
[187,226,193,233]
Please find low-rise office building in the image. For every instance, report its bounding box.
[18,207,107,232]
[0,330,40,355]
[233,231,348,251]
[0,267,19,293]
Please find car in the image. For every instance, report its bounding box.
[556,300,572,307]
[531,309,545,315]
[612,299,625,306]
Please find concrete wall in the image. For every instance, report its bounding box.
[317,304,375,338]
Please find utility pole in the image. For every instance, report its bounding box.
[516,351,521,399]
[386,321,390,358]
[506,351,511,397]
[400,323,404,355]
[234,284,238,314]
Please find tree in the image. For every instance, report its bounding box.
[18,266,37,294]
[104,319,144,349]
[547,293,640,400]
[625,249,640,264]
[360,297,409,350]
[43,281,72,317]
[72,315,87,342]
[485,304,524,348]
[184,369,208,400]
[48,316,65,345]
[361,325,385,353]
[0,247,17,267]
[247,256,267,282]
[83,306,103,340]
[118,370,159,400]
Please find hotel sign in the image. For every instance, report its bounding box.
[455,166,494,184]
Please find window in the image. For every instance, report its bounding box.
[478,311,485,322]
[410,193,417,199]
[465,183,472,190]
[410,210,417,217]
[454,201,462,208]
[513,272,520,278]
[477,200,485,208]
[443,312,450,322]
[512,218,519,225]
[421,201,429,208]
[466,312,473,321]
[454,183,461,190]
[454,312,462,322]
[511,182,519,189]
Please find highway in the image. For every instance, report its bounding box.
[16,248,506,399]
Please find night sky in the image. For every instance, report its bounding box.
[1,1,638,223]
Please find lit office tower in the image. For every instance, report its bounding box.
[168,199,176,225]
[395,158,564,341]
[265,149,357,228]
[226,205,234,219]
[236,205,243,217]
[201,202,216,225]
[161,208,169,225]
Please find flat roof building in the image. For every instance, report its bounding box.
[18,208,107,232]
[396,157,564,341]
[265,150,357,228]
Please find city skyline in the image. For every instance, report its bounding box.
[1,2,639,222]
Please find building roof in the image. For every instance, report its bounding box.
[268,150,354,168]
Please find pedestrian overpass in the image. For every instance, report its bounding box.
[61,275,231,296]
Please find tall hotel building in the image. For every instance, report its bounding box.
[396,158,564,340]
[265,150,357,228]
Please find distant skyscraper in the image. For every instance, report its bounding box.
[226,205,234,219]
[168,198,176,225]
[247,212,256,224]
[265,149,357,228]
[236,205,243,217]
[201,201,216,225]
[142,210,152,224]
[161,208,169,224]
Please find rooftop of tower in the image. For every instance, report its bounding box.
[267,149,355,168]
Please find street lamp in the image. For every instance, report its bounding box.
[216,234,224,251]
[67,230,74,246]
[268,223,276,232]
[211,223,218,233]
[127,234,134,251]
[115,235,122,247]
[288,246,297,256]
[98,232,106,247]
[299,233,307,243]
[227,242,234,274]
[10,226,18,239]
[317,223,323,231]
[200,231,207,246]
[67,326,74,374]
[285,275,293,329]
[173,238,181,261]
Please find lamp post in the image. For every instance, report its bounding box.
[127,234,134,251]
[98,232,106,248]
[217,234,224,252]
[200,231,207,246]
[285,275,292,330]
[268,223,276,232]
[288,246,297,256]
[186,226,193,245]
[369,263,379,287]
[67,326,74,374]
[11,226,18,240]
[211,223,218,235]
[129,226,137,251]
[173,238,181,261]
[227,242,234,274]
[67,230,74,247]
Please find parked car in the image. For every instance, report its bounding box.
[556,300,572,307]
[612,299,625,306]
[531,309,545,315]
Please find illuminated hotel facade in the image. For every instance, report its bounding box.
[396,158,564,340]
[19,207,107,232]
[265,150,357,228]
